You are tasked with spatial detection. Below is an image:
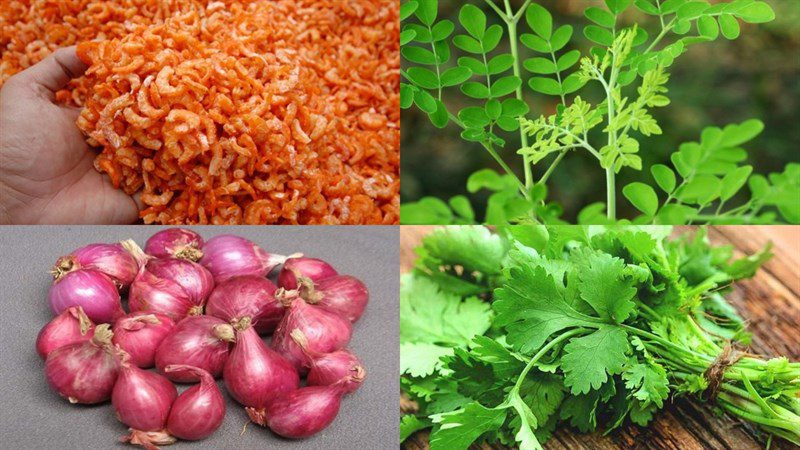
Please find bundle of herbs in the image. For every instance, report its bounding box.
[400,226,800,449]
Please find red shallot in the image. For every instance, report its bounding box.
[205,276,283,334]
[113,353,178,449]
[271,296,352,372]
[165,365,225,441]
[129,258,214,321]
[200,235,288,283]
[145,229,204,262]
[224,317,299,423]
[36,306,95,359]
[48,269,124,324]
[155,316,235,383]
[277,256,337,290]
[51,241,140,288]
[112,312,176,368]
[264,383,349,438]
[44,324,119,404]
[292,329,365,393]
[298,275,369,323]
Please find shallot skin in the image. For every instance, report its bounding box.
[145,228,204,261]
[36,306,95,359]
[308,350,366,394]
[52,242,139,287]
[205,276,283,334]
[44,326,119,404]
[272,298,352,372]
[223,324,299,409]
[112,312,175,368]
[278,256,338,290]
[305,275,369,323]
[48,269,124,324]
[265,385,345,439]
[112,363,177,432]
[200,235,286,283]
[155,316,234,383]
[165,365,226,441]
[128,258,214,321]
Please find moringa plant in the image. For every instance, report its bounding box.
[400,0,799,225]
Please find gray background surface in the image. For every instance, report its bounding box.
[0,226,399,449]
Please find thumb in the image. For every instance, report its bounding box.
[10,46,87,94]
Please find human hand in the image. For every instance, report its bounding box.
[0,46,139,224]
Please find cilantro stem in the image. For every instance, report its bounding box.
[511,328,584,394]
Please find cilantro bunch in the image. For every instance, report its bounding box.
[400,0,799,224]
[400,226,800,449]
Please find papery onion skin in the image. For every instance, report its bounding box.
[145,228,204,262]
[271,298,352,372]
[36,306,95,359]
[165,365,226,441]
[278,257,337,290]
[48,269,124,324]
[112,312,175,368]
[301,275,369,323]
[52,242,139,287]
[112,358,177,433]
[223,318,299,410]
[200,235,286,283]
[128,258,214,321]
[262,384,346,438]
[155,316,234,383]
[205,276,283,334]
[44,324,119,404]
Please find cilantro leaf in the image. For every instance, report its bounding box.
[401,342,454,377]
[400,274,491,346]
[416,226,509,294]
[494,265,600,354]
[561,326,629,394]
[429,402,507,450]
[400,415,431,442]
[623,362,670,408]
[573,248,638,322]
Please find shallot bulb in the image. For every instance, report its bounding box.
[165,365,225,441]
[44,324,119,404]
[298,274,369,323]
[145,228,204,261]
[264,383,348,438]
[271,297,352,372]
[112,312,175,368]
[36,306,95,359]
[224,317,299,423]
[291,329,365,393]
[205,276,283,334]
[155,316,235,383]
[200,235,288,283]
[113,354,178,449]
[51,240,140,288]
[48,269,124,324]
[129,258,214,321]
[278,256,337,290]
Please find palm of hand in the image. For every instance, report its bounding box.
[0,50,138,224]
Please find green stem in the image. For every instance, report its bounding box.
[503,0,532,191]
[512,328,584,393]
[537,150,569,184]
[447,112,528,196]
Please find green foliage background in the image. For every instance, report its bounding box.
[400,0,799,221]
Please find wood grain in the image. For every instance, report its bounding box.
[401,226,800,450]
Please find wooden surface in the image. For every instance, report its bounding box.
[401,226,800,450]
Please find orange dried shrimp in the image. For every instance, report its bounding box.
[0,0,400,224]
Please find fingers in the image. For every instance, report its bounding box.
[10,46,87,94]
